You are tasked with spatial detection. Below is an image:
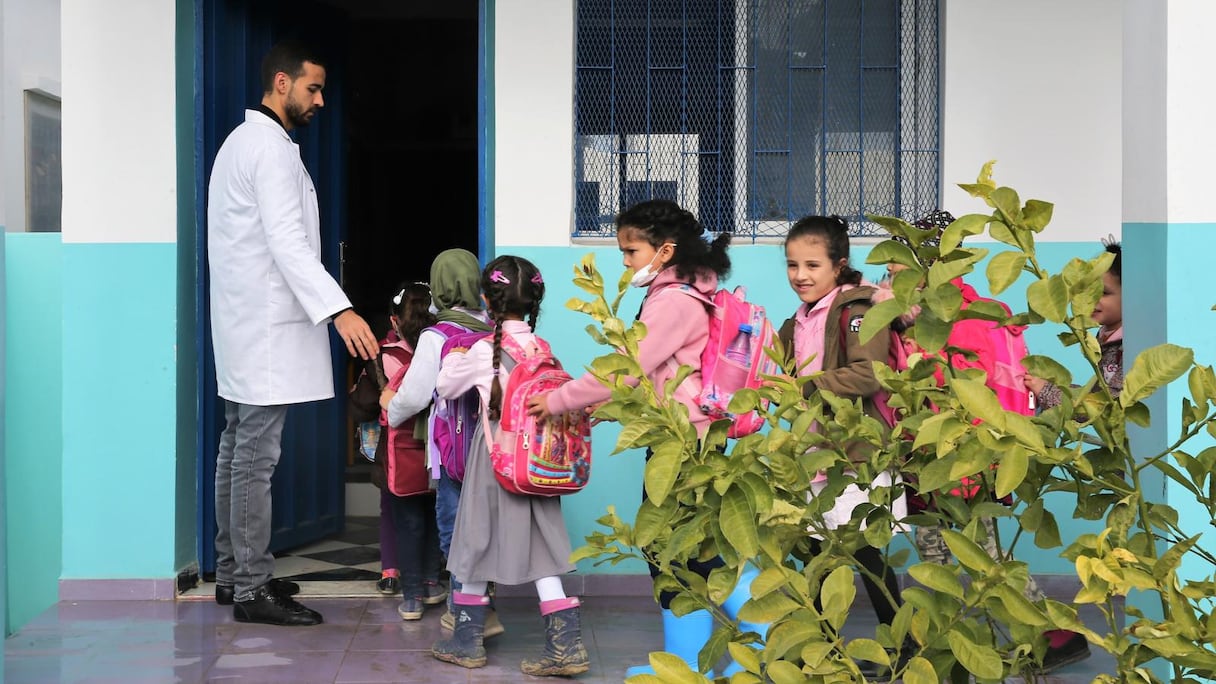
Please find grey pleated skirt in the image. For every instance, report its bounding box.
[445,417,575,585]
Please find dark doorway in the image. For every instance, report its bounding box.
[341,4,480,336]
[197,0,479,575]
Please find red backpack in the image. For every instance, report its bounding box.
[378,342,431,497]
[479,334,592,497]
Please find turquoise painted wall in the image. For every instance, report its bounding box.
[526,240,1115,575]
[60,243,179,579]
[5,233,63,632]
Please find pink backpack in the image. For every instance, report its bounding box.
[480,335,592,496]
[672,285,780,438]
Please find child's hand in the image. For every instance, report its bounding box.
[1023,374,1046,396]
[526,392,553,420]
[379,388,396,410]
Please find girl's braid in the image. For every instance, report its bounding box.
[488,306,505,422]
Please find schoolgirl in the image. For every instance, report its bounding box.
[379,249,500,630]
[431,255,588,677]
[777,215,907,671]
[373,283,444,620]
[1026,239,1123,407]
[527,199,760,677]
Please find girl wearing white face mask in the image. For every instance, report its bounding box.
[527,198,731,432]
[526,199,734,677]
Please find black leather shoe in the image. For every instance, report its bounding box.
[215,578,301,606]
[233,585,323,626]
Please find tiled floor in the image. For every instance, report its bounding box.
[4,591,1117,683]
[6,515,1119,682]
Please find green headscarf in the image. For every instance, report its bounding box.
[430,248,492,332]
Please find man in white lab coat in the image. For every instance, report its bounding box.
[207,41,379,626]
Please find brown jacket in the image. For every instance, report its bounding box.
[778,285,890,427]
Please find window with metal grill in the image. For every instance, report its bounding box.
[574,0,940,239]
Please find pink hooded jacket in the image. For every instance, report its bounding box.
[545,266,718,434]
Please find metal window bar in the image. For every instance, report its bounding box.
[574,0,940,239]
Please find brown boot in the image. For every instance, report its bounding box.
[432,592,489,668]
[520,597,590,676]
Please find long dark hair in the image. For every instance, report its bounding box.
[785,215,862,286]
[482,255,545,420]
[616,199,731,281]
[390,282,436,348]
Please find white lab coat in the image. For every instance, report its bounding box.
[207,109,351,406]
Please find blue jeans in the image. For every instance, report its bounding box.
[214,401,288,602]
[435,468,463,594]
[390,492,442,598]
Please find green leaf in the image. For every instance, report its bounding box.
[766,660,810,684]
[1022,355,1073,387]
[990,186,1022,224]
[923,282,964,323]
[1026,275,1069,323]
[643,441,683,505]
[946,631,1004,679]
[907,562,964,598]
[614,421,654,454]
[720,485,760,559]
[986,251,1027,295]
[645,651,706,682]
[941,528,997,574]
[912,308,953,353]
[866,239,920,269]
[1122,343,1194,406]
[821,565,857,630]
[1022,199,1054,231]
[845,638,890,666]
[951,377,1007,430]
[939,213,987,255]
[995,447,1029,498]
[902,656,938,684]
[860,297,907,345]
[764,618,819,661]
[987,219,1019,248]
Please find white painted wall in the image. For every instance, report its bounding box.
[61,0,175,244]
[942,0,1122,242]
[493,1,1124,247]
[1163,1,1216,224]
[494,2,575,247]
[1,0,60,233]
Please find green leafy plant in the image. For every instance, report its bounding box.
[568,163,1216,683]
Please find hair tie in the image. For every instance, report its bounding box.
[700,228,715,244]
[530,273,544,284]
[1101,233,1119,249]
[490,270,510,284]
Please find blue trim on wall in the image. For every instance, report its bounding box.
[479,0,495,263]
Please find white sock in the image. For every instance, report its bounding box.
[460,581,488,597]
[534,576,567,602]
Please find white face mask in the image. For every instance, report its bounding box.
[629,244,674,288]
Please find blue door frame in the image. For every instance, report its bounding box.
[192,0,493,573]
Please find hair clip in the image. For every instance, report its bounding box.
[392,288,405,305]
[530,273,544,284]
[700,228,715,244]
[490,270,511,284]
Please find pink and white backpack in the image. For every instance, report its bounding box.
[480,334,592,496]
[671,285,780,438]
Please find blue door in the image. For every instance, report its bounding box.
[196,0,351,572]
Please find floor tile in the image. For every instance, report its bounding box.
[204,650,346,683]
